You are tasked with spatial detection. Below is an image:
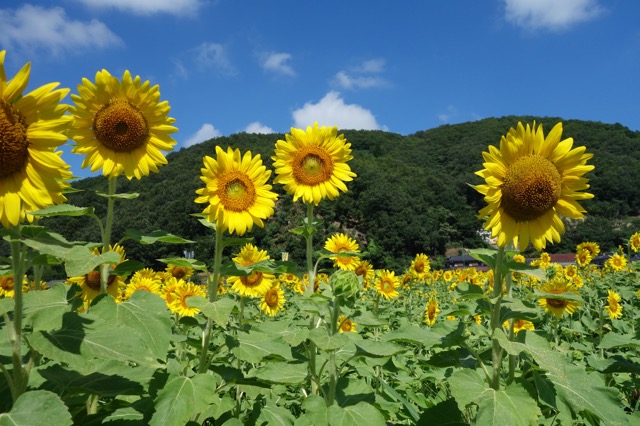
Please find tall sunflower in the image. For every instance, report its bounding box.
[0,50,72,228]
[576,241,600,258]
[196,146,277,236]
[538,277,580,318]
[474,122,594,251]
[228,243,275,297]
[69,69,177,179]
[424,296,440,326]
[324,233,360,270]
[409,253,431,281]
[375,270,400,300]
[272,122,356,205]
[605,289,623,320]
[260,284,285,317]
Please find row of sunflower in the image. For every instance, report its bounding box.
[2,48,639,424]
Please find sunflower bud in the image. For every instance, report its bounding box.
[330,270,360,302]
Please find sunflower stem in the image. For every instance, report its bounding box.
[489,246,506,390]
[7,226,28,402]
[304,203,316,295]
[198,229,223,374]
[327,295,340,406]
[100,176,117,295]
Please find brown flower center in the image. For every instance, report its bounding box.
[546,298,568,309]
[414,260,425,273]
[355,264,367,277]
[265,289,279,307]
[241,272,263,288]
[381,279,394,293]
[292,146,334,186]
[218,171,256,212]
[0,276,15,291]
[93,100,149,152]
[501,155,561,222]
[85,271,116,291]
[0,102,29,178]
[341,319,353,332]
[171,267,188,279]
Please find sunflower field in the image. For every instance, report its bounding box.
[2,49,640,426]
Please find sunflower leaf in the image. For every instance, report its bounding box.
[187,296,236,329]
[0,390,72,426]
[157,257,208,272]
[327,402,386,426]
[64,247,122,277]
[96,191,140,199]
[28,204,95,217]
[124,229,194,245]
[112,259,145,276]
[533,290,583,303]
[149,374,216,426]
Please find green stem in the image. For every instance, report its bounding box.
[489,246,506,390]
[327,296,341,406]
[305,203,315,295]
[198,229,223,374]
[100,176,117,295]
[6,227,28,402]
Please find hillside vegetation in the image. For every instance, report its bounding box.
[43,116,640,272]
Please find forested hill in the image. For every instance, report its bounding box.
[45,116,640,272]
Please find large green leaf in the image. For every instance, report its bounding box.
[598,332,640,350]
[309,328,350,351]
[22,283,74,331]
[354,339,405,357]
[29,204,95,217]
[449,369,540,425]
[230,330,293,363]
[326,402,386,426]
[124,229,194,245]
[416,398,466,426]
[64,247,122,277]
[299,396,329,426]
[36,363,144,396]
[256,402,296,426]
[254,321,309,347]
[157,257,209,272]
[250,362,307,385]
[187,296,236,329]
[149,373,216,426]
[0,390,72,426]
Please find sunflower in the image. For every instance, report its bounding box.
[475,122,594,251]
[424,296,440,326]
[123,275,162,301]
[630,232,640,253]
[563,264,578,279]
[513,254,526,263]
[575,249,592,267]
[605,254,627,272]
[352,259,375,289]
[375,270,400,300]
[576,241,600,258]
[338,315,357,333]
[228,243,275,297]
[538,278,580,318]
[442,270,454,282]
[195,146,277,236]
[162,276,181,305]
[605,290,623,320]
[503,319,535,334]
[0,275,28,298]
[409,253,431,281]
[324,233,360,270]
[168,280,206,317]
[272,122,356,205]
[68,69,177,179]
[260,284,285,317]
[164,264,193,282]
[0,50,72,228]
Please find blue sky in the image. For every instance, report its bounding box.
[1,0,639,178]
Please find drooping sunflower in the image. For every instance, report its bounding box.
[228,243,275,297]
[324,233,360,270]
[629,232,640,253]
[424,296,440,326]
[260,284,286,317]
[338,315,357,333]
[576,241,600,258]
[375,269,400,300]
[195,146,278,236]
[0,50,72,229]
[538,277,581,318]
[605,253,627,272]
[68,69,177,179]
[475,122,594,251]
[168,280,206,317]
[272,122,356,205]
[605,289,623,320]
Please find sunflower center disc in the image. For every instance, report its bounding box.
[0,276,15,291]
[414,260,425,273]
[293,147,334,185]
[171,267,188,279]
[93,100,149,152]
[266,290,279,307]
[0,103,29,178]
[85,271,115,291]
[546,298,568,309]
[242,272,263,287]
[501,155,561,221]
[218,172,256,212]
[342,321,352,331]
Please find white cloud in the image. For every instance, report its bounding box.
[194,42,236,75]
[262,52,295,76]
[76,0,202,16]
[244,122,275,134]
[184,123,222,147]
[503,0,604,31]
[437,105,458,123]
[171,59,189,80]
[332,59,388,90]
[292,91,383,130]
[0,5,121,56]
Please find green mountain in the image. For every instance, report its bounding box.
[43,116,640,272]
